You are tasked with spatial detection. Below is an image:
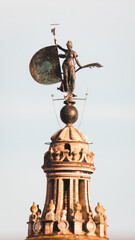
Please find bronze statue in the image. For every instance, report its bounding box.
[29,36,102,98]
[57,41,82,97]
[57,40,102,97]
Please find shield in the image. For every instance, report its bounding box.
[29,45,62,85]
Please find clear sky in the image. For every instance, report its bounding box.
[0,0,135,239]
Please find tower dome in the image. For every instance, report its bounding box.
[42,125,95,171]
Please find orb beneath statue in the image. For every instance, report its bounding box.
[60,105,78,124]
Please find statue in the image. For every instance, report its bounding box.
[29,35,102,99]
[57,41,82,96]
[57,41,102,97]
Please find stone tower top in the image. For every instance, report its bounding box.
[42,125,95,175]
[27,34,108,239]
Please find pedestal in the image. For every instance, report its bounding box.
[44,220,54,235]
[73,220,84,235]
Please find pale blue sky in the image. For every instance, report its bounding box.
[0,0,135,239]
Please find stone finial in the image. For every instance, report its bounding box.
[94,202,108,238]
[103,214,108,238]
[95,202,102,215]
[44,200,55,235]
[101,205,108,238]
[74,201,82,221]
[29,202,38,223]
[28,202,38,237]
[74,202,84,235]
[30,202,38,215]
[75,201,82,212]
[45,200,55,221]
[49,199,55,212]
[61,209,67,221]
[101,205,106,216]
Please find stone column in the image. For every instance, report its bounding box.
[87,179,93,213]
[85,180,89,214]
[69,178,74,219]
[42,179,52,219]
[55,178,64,220]
[53,178,57,205]
[75,179,79,203]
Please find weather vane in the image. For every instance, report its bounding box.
[29,26,102,101]
[50,22,59,45]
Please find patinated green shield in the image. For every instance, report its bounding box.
[29,45,62,85]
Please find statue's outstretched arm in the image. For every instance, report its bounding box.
[57,45,67,53]
[74,52,82,68]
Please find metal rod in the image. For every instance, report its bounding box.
[45,141,93,145]
[52,97,87,101]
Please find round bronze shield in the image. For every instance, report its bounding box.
[29,45,62,85]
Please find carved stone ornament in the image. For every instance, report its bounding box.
[86,221,96,235]
[57,209,71,235]
[44,126,95,164]
[58,220,69,234]
[49,149,94,163]
[33,218,42,235]
[86,213,96,236]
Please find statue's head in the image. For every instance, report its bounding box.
[66,40,72,49]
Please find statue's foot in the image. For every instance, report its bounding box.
[73,93,77,97]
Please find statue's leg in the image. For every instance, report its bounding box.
[70,67,76,93]
[63,67,69,92]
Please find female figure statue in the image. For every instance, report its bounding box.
[57,41,82,96]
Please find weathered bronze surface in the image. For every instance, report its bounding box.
[29,45,61,85]
[60,104,78,124]
[57,41,81,95]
